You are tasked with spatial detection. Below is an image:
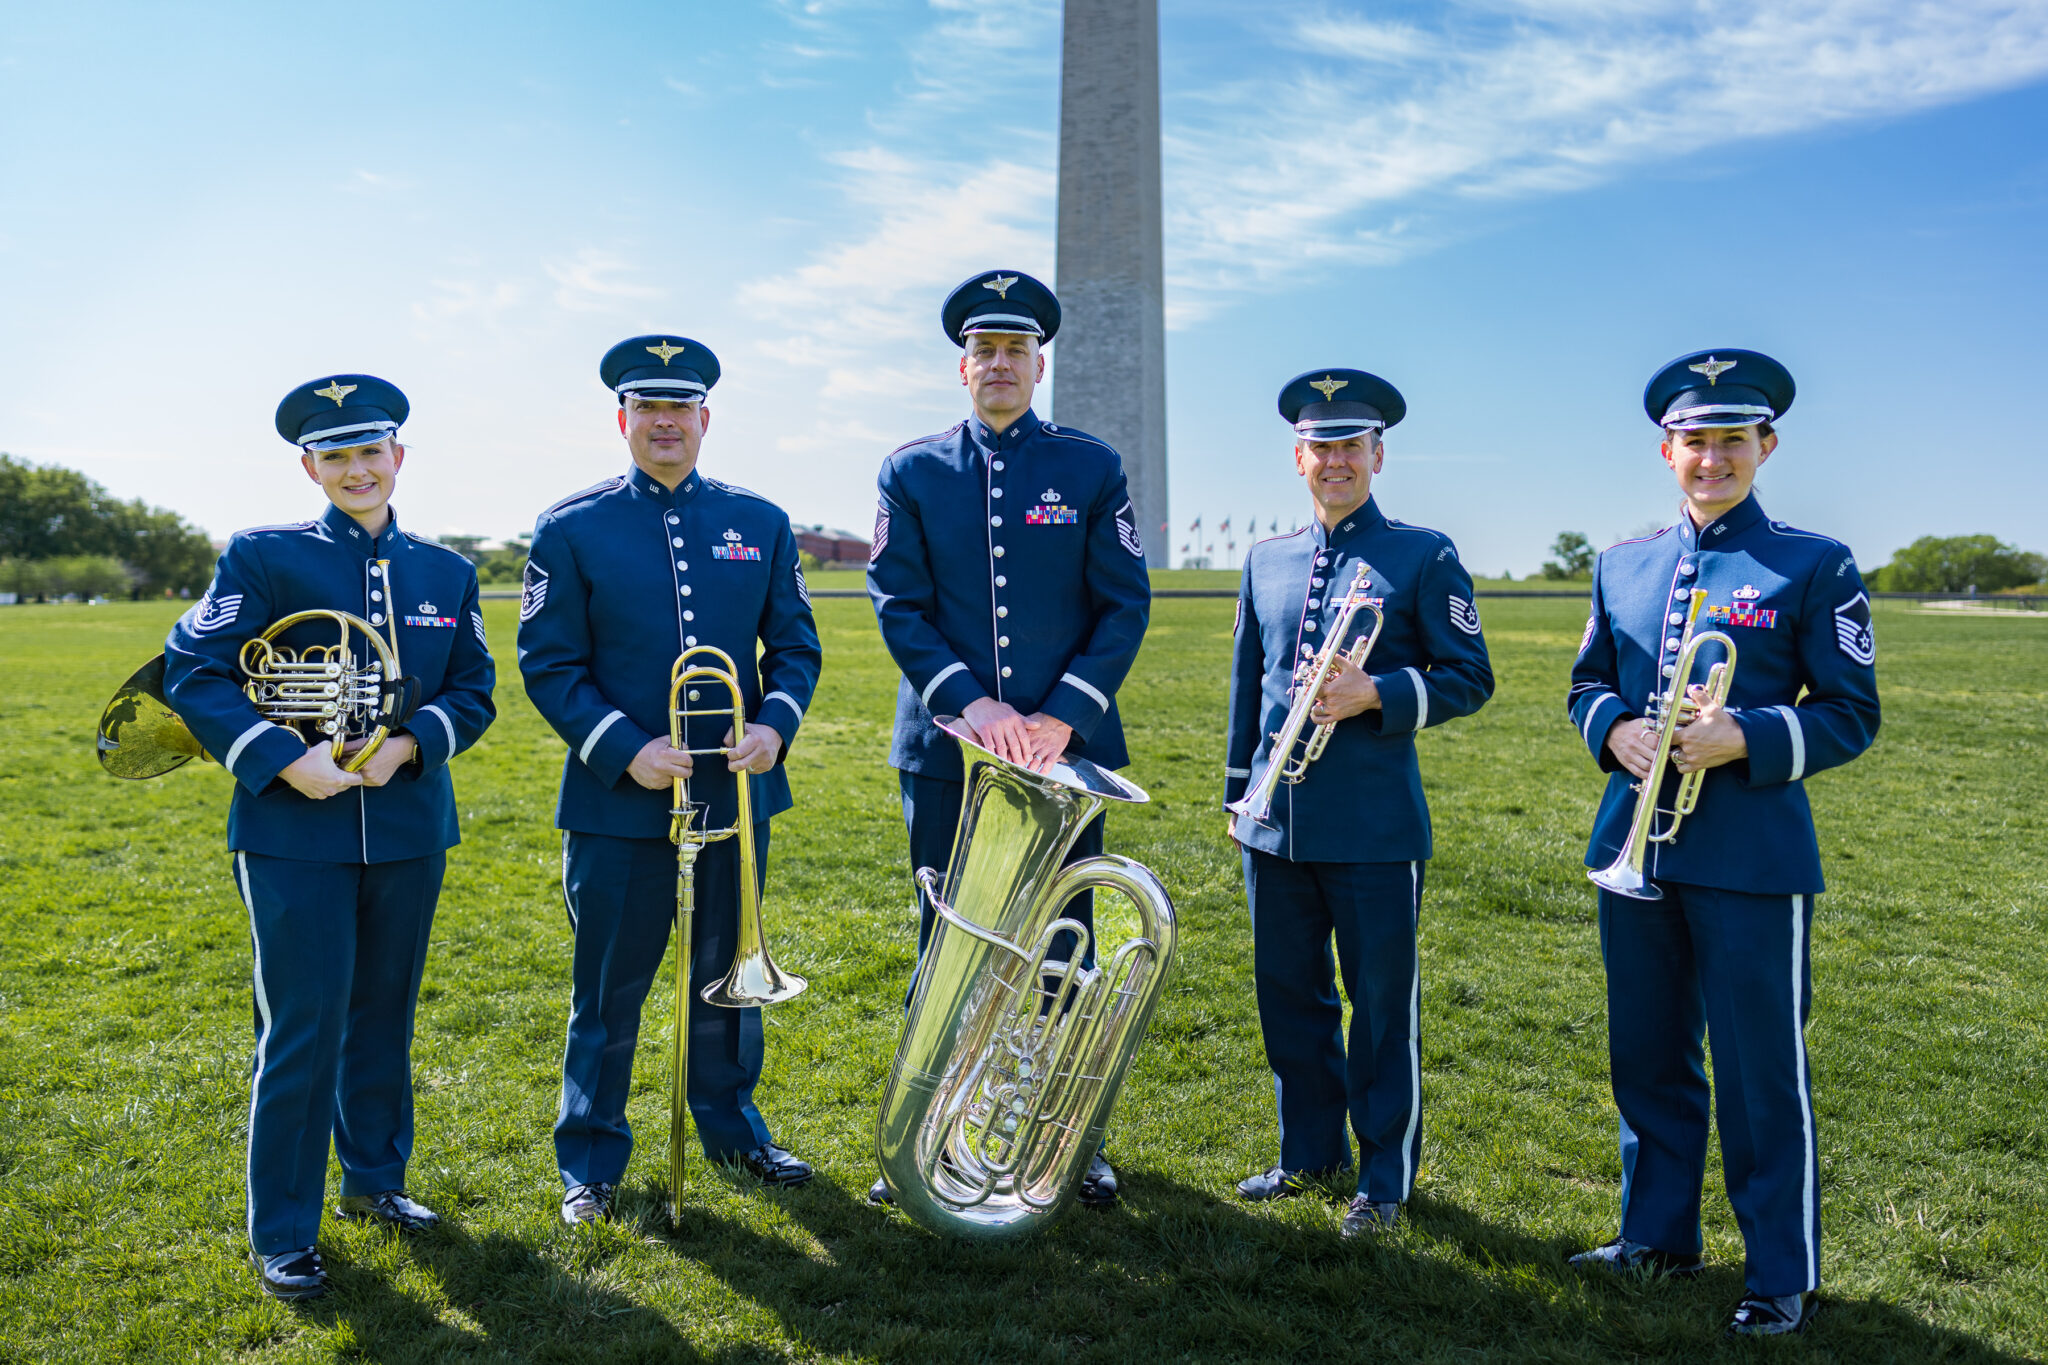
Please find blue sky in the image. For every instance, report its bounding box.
[3,1,2045,574]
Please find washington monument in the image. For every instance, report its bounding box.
[1054,0,1167,567]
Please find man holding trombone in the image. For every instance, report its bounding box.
[1565,350,1879,1335]
[519,335,821,1223]
[1224,368,1492,1235]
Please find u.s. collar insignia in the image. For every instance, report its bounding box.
[1040,487,1060,502]
[313,379,357,406]
[1309,375,1348,402]
[1732,585,1762,600]
[1688,356,1737,386]
[983,275,1018,298]
[645,340,685,365]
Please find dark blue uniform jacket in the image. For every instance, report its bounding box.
[162,502,497,864]
[1225,498,1494,863]
[868,409,1151,781]
[517,466,821,838]
[1567,493,1880,894]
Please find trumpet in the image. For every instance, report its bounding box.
[665,645,806,1220]
[1589,588,1738,901]
[1226,560,1385,827]
[874,717,1178,1238]
[97,558,407,780]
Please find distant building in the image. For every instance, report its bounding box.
[796,525,871,568]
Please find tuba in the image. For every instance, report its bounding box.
[97,558,407,780]
[1589,587,1738,901]
[665,645,805,1220]
[1226,560,1384,827]
[875,717,1178,1238]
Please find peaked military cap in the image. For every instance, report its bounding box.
[942,269,1060,347]
[1279,368,1406,442]
[1644,349,1795,430]
[600,335,720,404]
[275,374,408,452]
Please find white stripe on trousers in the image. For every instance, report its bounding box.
[235,852,273,1250]
[1398,860,1422,1199]
[1792,893,1819,1288]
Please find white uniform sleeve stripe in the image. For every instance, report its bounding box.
[1776,704,1806,781]
[1581,692,1618,747]
[1405,667,1429,731]
[419,702,459,757]
[1224,766,1250,778]
[578,709,627,765]
[763,690,806,724]
[223,720,280,776]
[921,661,968,709]
[1059,672,1110,712]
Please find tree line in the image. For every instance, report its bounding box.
[1538,530,2042,593]
[0,453,218,600]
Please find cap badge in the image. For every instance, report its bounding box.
[1688,355,1737,387]
[982,275,1018,298]
[645,340,686,365]
[1733,585,1762,600]
[313,379,358,406]
[1309,375,1348,402]
[723,528,743,542]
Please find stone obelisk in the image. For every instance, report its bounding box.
[1054,0,1167,566]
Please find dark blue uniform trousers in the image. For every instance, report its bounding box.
[555,827,773,1188]
[899,771,1101,1000]
[1600,883,1821,1296]
[234,850,443,1256]
[1244,851,1424,1201]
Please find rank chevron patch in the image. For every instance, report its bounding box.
[1833,591,1875,664]
[190,591,243,635]
[520,562,549,622]
[1114,501,1144,558]
[870,506,889,562]
[1448,595,1482,636]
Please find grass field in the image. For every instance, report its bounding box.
[0,596,2042,1364]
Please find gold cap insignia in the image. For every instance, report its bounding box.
[313,380,357,407]
[1309,375,1348,402]
[645,340,686,365]
[982,275,1018,298]
[1688,355,1737,386]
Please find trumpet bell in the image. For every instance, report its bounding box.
[1589,856,1663,901]
[96,655,207,779]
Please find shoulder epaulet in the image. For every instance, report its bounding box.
[1382,517,1451,544]
[1605,525,1675,552]
[1762,519,1848,551]
[235,518,318,539]
[704,476,777,506]
[886,423,966,459]
[1038,422,1118,457]
[401,529,471,561]
[539,476,626,518]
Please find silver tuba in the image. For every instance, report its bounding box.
[875,718,1178,1238]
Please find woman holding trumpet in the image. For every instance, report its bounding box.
[1223,369,1493,1235]
[1564,350,1880,1336]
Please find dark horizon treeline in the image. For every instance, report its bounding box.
[0,453,217,600]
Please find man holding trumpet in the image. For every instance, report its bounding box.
[1565,350,1879,1335]
[1224,368,1492,1235]
[518,335,821,1224]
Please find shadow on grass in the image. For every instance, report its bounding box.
[650,1168,2029,1365]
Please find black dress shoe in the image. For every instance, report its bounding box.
[1340,1197,1400,1237]
[336,1190,439,1233]
[1568,1236,1704,1278]
[253,1247,329,1302]
[1076,1151,1119,1207]
[1235,1165,1341,1201]
[1728,1291,1817,1337]
[560,1181,616,1225]
[740,1143,813,1188]
[868,1175,895,1205]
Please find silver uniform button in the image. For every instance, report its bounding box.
[993,460,1004,472]
[1307,598,1320,609]
[369,565,382,578]
[688,689,700,701]
[1312,577,1324,587]
[995,575,1006,587]
[1046,423,1058,432]
[990,515,1002,527]
[371,613,385,625]
[672,537,684,547]
[676,561,687,571]
[997,605,1008,617]
[668,514,679,525]
[683,610,694,621]
[1000,666,1012,678]
[1663,664,1677,677]
[999,635,1010,647]
[681,585,692,596]
[991,488,1002,498]
[1669,612,1684,624]
[371,590,382,602]
[686,634,697,646]
[1305,621,1318,632]
[1666,639,1680,651]
[1674,588,1688,600]
[993,546,1005,557]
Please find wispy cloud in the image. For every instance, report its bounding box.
[544,249,664,313]
[1166,0,2048,317]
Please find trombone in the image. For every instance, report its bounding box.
[665,645,806,1220]
[97,558,407,780]
[1589,588,1738,901]
[1226,560,1385,826]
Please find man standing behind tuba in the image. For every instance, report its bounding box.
[1565,351,1879,1336]
[1224,369,1492,1236]
[518,336,822,1224]
[866,269,1152,1208]
[163,375,497,1301]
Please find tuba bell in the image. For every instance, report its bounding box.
[875,717,1178,1238]
[96,558,408,780]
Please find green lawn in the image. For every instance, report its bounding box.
[0,598,2041,1363]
